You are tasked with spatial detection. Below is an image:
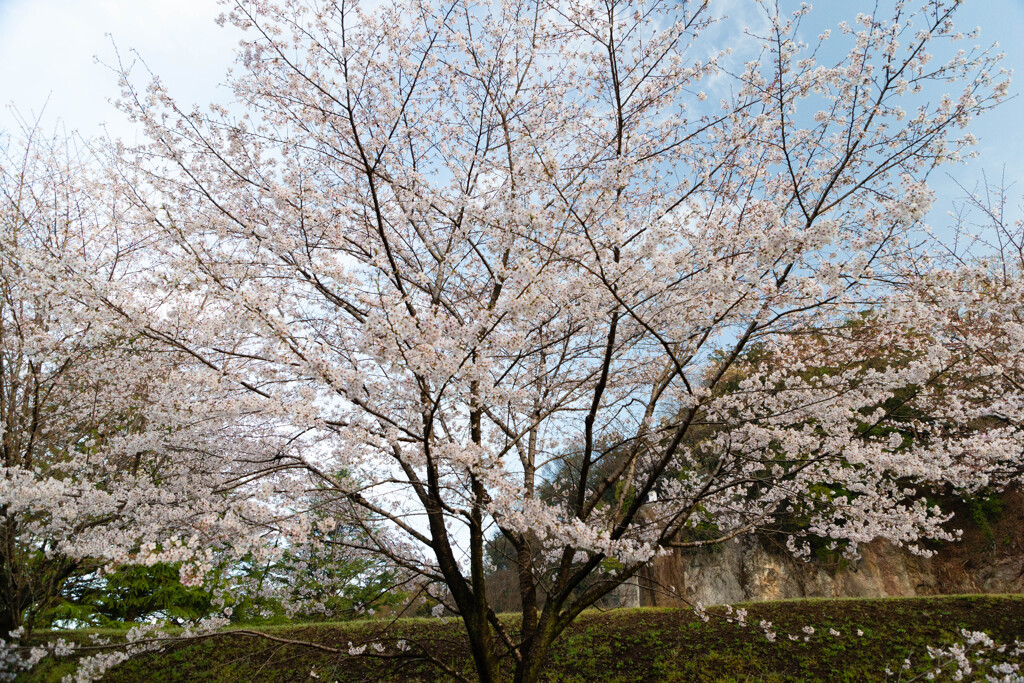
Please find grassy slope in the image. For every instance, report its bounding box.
[23,595,1024,682]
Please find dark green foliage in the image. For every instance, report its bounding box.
[965,492,1004,548]
[228,544,406,624]
[40,563,215,628]
[33,541,405,629]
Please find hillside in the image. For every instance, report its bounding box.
[22,595,1024,682]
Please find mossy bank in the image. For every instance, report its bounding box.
[22,595,1024,682]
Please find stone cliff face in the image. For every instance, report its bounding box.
[622,490,1024,608]
[499,491,1023,612]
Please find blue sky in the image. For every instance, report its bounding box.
[789,1,1024,224]
[1,0,1021,221]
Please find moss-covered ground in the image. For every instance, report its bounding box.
[21,594,1024,682]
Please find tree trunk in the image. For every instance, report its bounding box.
[512,626,554,683]
[0,580,24,636]
[0,517,24,636]
[462,610,503,683]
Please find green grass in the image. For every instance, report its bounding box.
[21,594,1024,682]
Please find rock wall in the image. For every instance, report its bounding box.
[636,490,1024,607]
[486,491,1024,612]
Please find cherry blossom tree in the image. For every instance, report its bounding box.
[0,128,185,636]
[0,126,299,645]
[61,0,1023,680]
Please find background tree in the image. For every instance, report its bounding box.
[0,128,156,635]
[0,126,293,639]
[46,563,219,628]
